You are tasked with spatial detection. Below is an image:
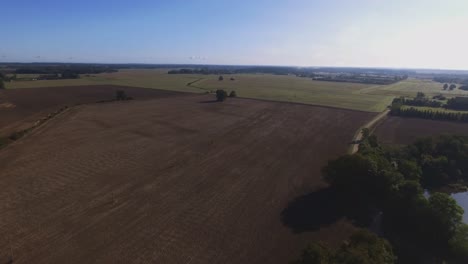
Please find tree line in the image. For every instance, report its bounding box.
[0,73,5,89]
[391,106,468,123]
[434,76,468,85]
[390,93,468,122]
[393,93,443,108]
[295,134,468,263]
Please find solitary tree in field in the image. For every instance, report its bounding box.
[0,79,4,89]
[416,92,426,99]
[450,84,457,90]
[444,83,449,90]
[218,76,224,81]
[229,91,237,97]
[116,90,128,100]
[216,89,227,102]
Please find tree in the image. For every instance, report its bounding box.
[416,92,426,99]
[449,224,468,263]
[218,75,224,81]
[294,230,396,264]
[450,84,457,90]
[428,193,463,240]
[293,243,332,264]
[418,192,465,258]
[229,91,237,97]
[334,230,396,264]
[444,83,449,90]
[116,90,128,100]
[215,89,227,102]
[0,79,4,89]
[361,128,370,139]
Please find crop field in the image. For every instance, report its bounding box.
[5,69,392,112]
[374,116,468,145]
[360,78,468,97]
[0,85,183,137]
[0,94,374,263]
[7,69,464,112]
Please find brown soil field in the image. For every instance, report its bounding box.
[375,116,468,145]
[0,85,183,137]
[0,94,374,263]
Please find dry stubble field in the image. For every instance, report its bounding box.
[0,85,182,137]
[0,93,374,263]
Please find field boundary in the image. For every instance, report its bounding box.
[230,96,381,114]
[0,106,72,150]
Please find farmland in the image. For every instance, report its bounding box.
[4,69,395,112]
[0,85,183,137]
[6,69,463,113]
[374,116,468,145]
[0,94,374,263]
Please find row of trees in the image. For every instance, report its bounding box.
[435,76,468,85]
[308,135,468,263]
[391,106,468,123]
[313,74,408,85]
[393,93,443,108]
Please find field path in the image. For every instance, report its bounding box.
[349,109,390,154]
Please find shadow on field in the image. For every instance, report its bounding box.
[199,100,219,104]
[281,187,373,233]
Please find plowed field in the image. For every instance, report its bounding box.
[375,116,468,145]
[0,85,183,136]
[0,94,374,263]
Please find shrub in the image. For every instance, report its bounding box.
[116,90,128,100]
[229,91,237,97]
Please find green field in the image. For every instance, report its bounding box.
[6,69,465,112]
[360,78,468,97]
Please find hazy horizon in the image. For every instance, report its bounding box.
[2,0,468,70]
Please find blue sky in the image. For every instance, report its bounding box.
[2,0,467,69]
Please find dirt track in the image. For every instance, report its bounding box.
[375,116,468,145]
[349,109,390,154]
[0,94,374,263]
[0,85,183,136]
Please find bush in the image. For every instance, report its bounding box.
[218,75,224,81]
[116,90,128,100]
[229,91,237,97]
[216,89,227,102]
[0,79,4,89]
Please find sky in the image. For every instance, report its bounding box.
[1,0,468,69]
